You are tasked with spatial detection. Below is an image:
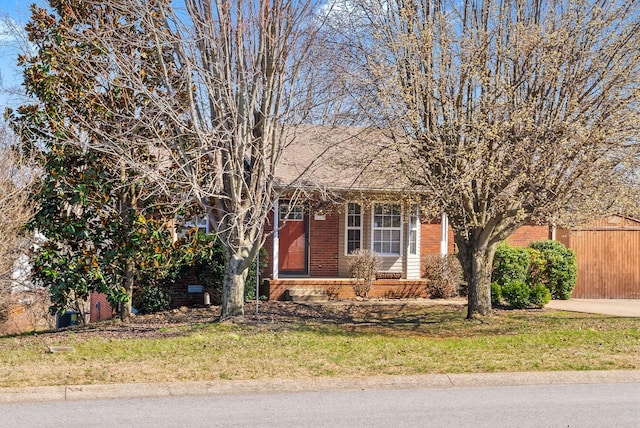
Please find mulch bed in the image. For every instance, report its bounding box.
[36,299,467,341]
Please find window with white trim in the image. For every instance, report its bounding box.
[372,203,402,255]
[346,202,362,254]
[408,206,419,255]
[185,215,209,234]
[279,202,304,221]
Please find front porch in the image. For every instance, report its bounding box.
[265,277,429,301]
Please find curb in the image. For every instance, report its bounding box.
[2,370,640,404]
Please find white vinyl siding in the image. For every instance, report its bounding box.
[405,204,421,279]
[408,207,419,255]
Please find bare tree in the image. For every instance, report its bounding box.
[333,0,640,317]
[34,0,329,319]
[0,124,36,315]
[0,15,35,108]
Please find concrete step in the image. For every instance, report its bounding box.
[285,288,328,303]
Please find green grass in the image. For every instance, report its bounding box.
[0,306,638,388]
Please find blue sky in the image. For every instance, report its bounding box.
[0,0,45,110]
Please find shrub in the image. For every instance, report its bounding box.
[166,231,267,306]
[492,242,530,285]
[134,284,171,314]
[528,240,577,300]
[490,242,559,309]
[423,254,464,298]
[501,280,531,309]
[525,248,547,288]
[348,249,382,298]
[529,283,551,308]
[490,282,502,306]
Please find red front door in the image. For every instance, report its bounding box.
[278,203,308,274]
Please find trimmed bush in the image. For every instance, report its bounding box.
[529,283,551,308]
[423,254,464,298]
[491,240,576,309]
[492,242,530,285]
[528,240,577,300]
[490,282,502,307]
[525,248,547,287]
[501,280,531,309]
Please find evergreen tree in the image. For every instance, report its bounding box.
[9,2,184,321]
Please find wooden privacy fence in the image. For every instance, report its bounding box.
[557,216,640,299]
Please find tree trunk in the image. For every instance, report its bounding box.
[120,258,135,322]
[220,253,247,320]
[455,234,499,319]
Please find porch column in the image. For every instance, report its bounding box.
[272,198,279,279]
[440,213,449,257]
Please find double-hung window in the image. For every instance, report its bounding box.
[372,203,402,255]
[346,202,362,254]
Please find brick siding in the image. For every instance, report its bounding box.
[309,212,339,276]
[420,222,455,255]
[170,270,207,308]
[89,292,114,322]
[266,279,429,300]
[506,225,551,247]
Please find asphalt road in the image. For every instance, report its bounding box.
[2,382,639,427]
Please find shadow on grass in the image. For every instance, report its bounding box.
[2,301,626,341]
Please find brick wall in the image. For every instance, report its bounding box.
[89,292,114,322]
[506,225,551,247]
[267,279,429,300]
[309,212,339,277]
[170,270,207,308]
[262,210,339,278]
[420,222,455,255]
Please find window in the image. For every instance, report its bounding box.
[185,215,209,234]
[408,206,419,255]
[346,202,362,254]
[279,202,304,221]
[372,203,402,255]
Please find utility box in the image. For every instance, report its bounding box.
[56,311,79,328]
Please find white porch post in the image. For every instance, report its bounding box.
[272,198,279,279]
[440,213,449,257]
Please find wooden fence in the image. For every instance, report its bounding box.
[557,216,640,299]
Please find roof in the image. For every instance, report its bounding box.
[274,124,416,194]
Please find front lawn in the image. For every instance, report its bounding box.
[1,301,638,388]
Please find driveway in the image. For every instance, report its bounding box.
[546,299,640,317]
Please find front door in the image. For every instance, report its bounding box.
[278,202,308,274]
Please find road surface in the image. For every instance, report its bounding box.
[2,382,639,427]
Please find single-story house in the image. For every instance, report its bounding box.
[259,125,550,300]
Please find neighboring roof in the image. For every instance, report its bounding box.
[274,124,417,194]
[575,215,640,229]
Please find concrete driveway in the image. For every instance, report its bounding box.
[545,299,640,317]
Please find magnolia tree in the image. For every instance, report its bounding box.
[18,0,329,319]
[332,0,640,317]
